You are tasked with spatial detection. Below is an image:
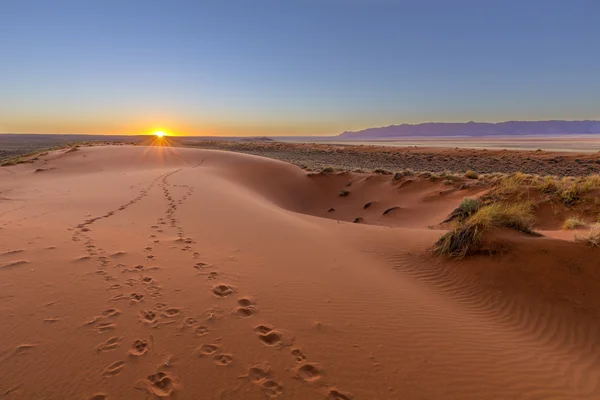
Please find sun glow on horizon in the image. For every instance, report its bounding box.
[154,130,166,138]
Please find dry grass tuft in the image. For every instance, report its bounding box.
[443,198,480,223]
[434,202,536,258]
[575,225,600,247]
[465,170,479,179]
[562,216,587,230]
[433,224,483,258]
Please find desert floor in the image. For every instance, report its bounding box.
[1,145,599,400]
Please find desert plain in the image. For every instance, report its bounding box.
[1,142,600,399]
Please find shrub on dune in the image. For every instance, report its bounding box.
[442,198,481,223]
[575,225,600,247]
[562,217,587,230]
[465,170,479,179]
[434,202,536,258]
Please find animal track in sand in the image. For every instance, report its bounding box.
[247,364,271,383]
[194,326,209,336]
[139,310,158,324]
[296,363,324,383]
[96,337,121,352]
[262,380,284,398]
[102,360,125,376]
[206,272,219,281]
[193,262,210,270]
[129,293,144,303]
[160,308,181,318]
[141,276,154,284]
[327,389,354,400]
[129,339,150,356]
[213,353,233,366]
[183,317,197,328]
[101,308,120,318]
[212,284,235,298]
[253,324,294,349]
[154,302,168,310]
[233,297,258,317]
[97,321,116,333]
[291,348,308,363]
[138,371,178,397]
[197,344,219,356]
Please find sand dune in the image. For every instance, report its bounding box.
[1,145,599,399]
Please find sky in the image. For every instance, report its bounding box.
[1,0,599,136]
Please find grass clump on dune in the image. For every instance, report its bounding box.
[434,202,535,258]
[575,225,600,247]
[465,169,479,179]
[443,198,481,223]
[562,216,587,230]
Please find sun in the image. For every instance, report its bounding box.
[154,130,166,138]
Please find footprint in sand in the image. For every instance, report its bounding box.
[212,284,234,298]
[213,353,233,366]
[128,339,150,356]
[193,262,210,270]
[197,344,220,356]
[96,337,121,353]
[233,297,258,317]
[254,324,294,349]
[296,363,324,383]
[129,293,144,303]
[183,317,197,328]
[206,272,219,281]
[160,308,181,318]
[137,372,178,397]
[262,380,284,398]
[101,308,120,318]
[102,360,125,376]
[97,321,117,333]
[194,326,209,336]
[247,364,271,383]
[141,276,154,284]
[139,310,158,324]
[291,348,308,363]
[326,389,354,400]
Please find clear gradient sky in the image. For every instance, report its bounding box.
[1,0,599,136]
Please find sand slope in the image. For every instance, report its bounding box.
[0,145,599,400]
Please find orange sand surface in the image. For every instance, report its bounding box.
[1,145,599,399]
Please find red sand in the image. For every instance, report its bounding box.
[1,145,599,399]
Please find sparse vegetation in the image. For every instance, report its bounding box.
[465,170,479,179]
[434,202,536,258]
[321,166,335,173]
[443,198,481,223]
[373,168,392,175]
[575,225,600,247]
[562,216,587,230]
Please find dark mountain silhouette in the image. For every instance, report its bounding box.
[338,120,600,139]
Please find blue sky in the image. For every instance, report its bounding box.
[1,0,599,135]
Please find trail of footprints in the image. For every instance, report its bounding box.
[79,170,352,399]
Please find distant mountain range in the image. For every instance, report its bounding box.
[338,120,600,139]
